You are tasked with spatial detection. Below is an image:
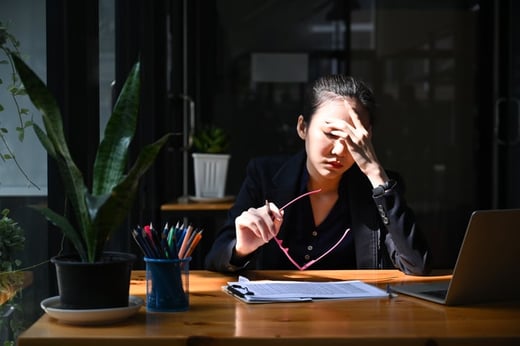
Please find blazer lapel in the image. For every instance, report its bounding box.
[269,150,307,205]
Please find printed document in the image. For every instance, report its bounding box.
[224,277,388,303]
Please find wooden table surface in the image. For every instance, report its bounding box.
[18,270,520,346]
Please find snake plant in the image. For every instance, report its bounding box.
[9,53,171,263]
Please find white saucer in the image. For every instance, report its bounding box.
[40,295,143,325]
[188,195,235,203]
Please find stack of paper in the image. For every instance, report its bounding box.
[224,278,389,303]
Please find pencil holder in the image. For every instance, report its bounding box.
[144,257,191,312]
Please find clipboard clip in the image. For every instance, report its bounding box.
[227,284,254,298]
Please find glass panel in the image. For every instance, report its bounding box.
[99,0,115,136]
[501,1,520,207]
[351,2,478,267]
[0,0,49,339]
[214,0,351,195]
[351,0,375,50]
[0,0,47,196]
[212,0,478,268]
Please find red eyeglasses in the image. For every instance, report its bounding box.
[267,189,350,271]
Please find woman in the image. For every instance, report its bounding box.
[205,75,430,275]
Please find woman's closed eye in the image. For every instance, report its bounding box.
[324,130,345,141]
[324,131,336,139]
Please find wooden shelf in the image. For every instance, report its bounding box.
[160,202,233,212]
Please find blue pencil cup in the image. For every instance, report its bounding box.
[144,257,191,312]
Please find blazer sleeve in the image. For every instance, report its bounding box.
[372,176,431,275]
[204,157,272,272]
[204,191,253,273]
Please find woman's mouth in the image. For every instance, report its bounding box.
[326,160,343,169]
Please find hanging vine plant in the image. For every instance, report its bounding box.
[0,20,39,189]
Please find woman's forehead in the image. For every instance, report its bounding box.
[312,97,369,122]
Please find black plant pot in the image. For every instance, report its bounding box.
[51,251,136,309]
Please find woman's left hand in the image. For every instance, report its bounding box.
[322,100,389,186]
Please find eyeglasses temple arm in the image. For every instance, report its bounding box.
[280,188,322,211]
[274,238,305,271]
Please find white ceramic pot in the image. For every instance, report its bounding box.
[192,153,230,198]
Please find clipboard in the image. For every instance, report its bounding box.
[223,279,388,304]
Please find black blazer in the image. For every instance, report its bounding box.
[205,150,431,275]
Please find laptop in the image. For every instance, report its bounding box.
[390,209,520,305]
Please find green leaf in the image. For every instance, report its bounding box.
[92,62,140,196]
[12,53,91,257]
[89,133,171,260]
[191,125,230,153]
[33,206,86,260]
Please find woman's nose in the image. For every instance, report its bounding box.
[331,139,347,156]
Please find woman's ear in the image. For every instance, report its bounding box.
[296,115,307,140]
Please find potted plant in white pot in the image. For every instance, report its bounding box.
[191,125,230,200]
[6,50,171,309]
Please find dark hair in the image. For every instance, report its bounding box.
[302,75,376,125]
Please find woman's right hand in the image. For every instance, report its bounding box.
[234,202,283,257]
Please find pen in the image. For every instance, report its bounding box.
[183,229,203,259]
[151,223,166,258]
[150,223,162,248]
[167,222,178,247]
[167,225,179,259]
[161,222,169,239]
[178,225,194,259]
[176,224,187,250]
[145,226,162,258]
[136,226,157,258]
[130,220,203,259]
[161,236,173,259]
[144,224,153,243]
[131,228,152,257]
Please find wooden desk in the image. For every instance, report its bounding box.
[18,270,520,346]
